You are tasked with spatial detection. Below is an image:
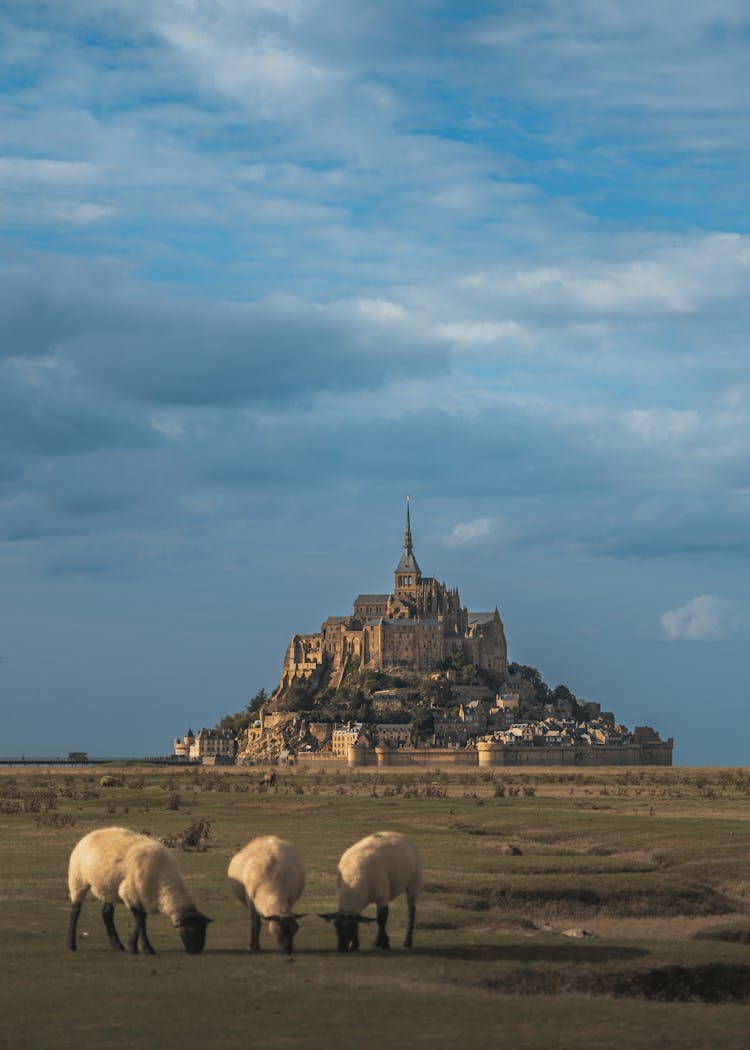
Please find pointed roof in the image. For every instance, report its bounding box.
[395,497,421,576]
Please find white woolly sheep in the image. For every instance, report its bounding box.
[227,835,305,954]
[320,831,421,952]
[67,827,211,955]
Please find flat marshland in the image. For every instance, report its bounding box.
[2,765,750,1049]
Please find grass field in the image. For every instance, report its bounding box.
[2,764,750,1049]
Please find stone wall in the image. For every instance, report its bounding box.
[293,739,673,769]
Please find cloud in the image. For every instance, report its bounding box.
[444,518,498,547]
[1,5,749,582]
[0,159,102,184]
[0,259,448,406]
[2,241,749,567]
[660,595,746,641]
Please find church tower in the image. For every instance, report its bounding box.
[394,497,422,592]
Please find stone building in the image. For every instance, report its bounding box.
[331,722,367,756]
[174,728,195,760]
[276,502,508,693]
[174,727,236,762]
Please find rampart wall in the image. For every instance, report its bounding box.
[292,740,673,769]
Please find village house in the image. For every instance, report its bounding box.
[433,712,469,746]
[373,723,412,749]
[331,722,367,757]
[459,699,490,736]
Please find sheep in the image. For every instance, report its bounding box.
[227,835,305,954]
[67,827,211,955]
[259,770,276,787]
[319,831,421,952]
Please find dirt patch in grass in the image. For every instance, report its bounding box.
[473,962,750,1003]
[693,924,750,945]
[470,881,741,919]
[593,963,750,1002]
[419,919,467,931]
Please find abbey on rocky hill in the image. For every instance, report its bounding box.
[276,501,508,694]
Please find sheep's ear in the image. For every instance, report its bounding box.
[356,915,376,924]
[291,913,307,920]
[260,913,279,922]
[318,912,338,922]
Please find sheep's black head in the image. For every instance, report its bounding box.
[319,911,374,952]
[264,913,306,954]
[178,910,211,954]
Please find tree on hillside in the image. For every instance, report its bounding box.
[216,688,270,734]
[274,680,317,713]
[419,676,454,708]
[411,705,435,745]
[508,663,551,705]
[552,685,574,705]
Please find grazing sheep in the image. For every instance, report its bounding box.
[67,827,211,955]
[320,831,421,952]
[259,770,276,787]
[227,836,305,954]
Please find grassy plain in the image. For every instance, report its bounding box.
[1,764,750,1049]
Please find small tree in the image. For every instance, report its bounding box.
[216,688,270,734]
[419,677,454,708]
[411,705,435,745]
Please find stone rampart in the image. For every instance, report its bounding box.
[292,740,673,769]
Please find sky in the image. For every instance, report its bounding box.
[1,1,748,764]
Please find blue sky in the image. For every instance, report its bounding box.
[1,1,748,763]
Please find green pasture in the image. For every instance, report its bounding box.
[2,765,750,1049]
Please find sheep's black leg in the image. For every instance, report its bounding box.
[249,910,261,952]
[374,905,390,950]
[404,900,416,950]
[102,902,125,952]
[129,907,156,955]
[127,915,139,953]
[67,901,82,952]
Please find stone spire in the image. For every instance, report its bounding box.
[395,496,421,589]
[404,496,413,553]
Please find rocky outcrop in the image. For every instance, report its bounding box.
[236,713,326,764]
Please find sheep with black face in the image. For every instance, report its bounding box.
[320,831,421,952]
[67,827,210,955]
[227,835,306,954]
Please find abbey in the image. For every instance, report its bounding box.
[277,502,508,692]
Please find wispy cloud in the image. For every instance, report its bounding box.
[444,518,497,548]
[660,595,746,641]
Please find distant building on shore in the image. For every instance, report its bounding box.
[174,727,236,762]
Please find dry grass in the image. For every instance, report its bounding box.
[2,765,750,1048]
